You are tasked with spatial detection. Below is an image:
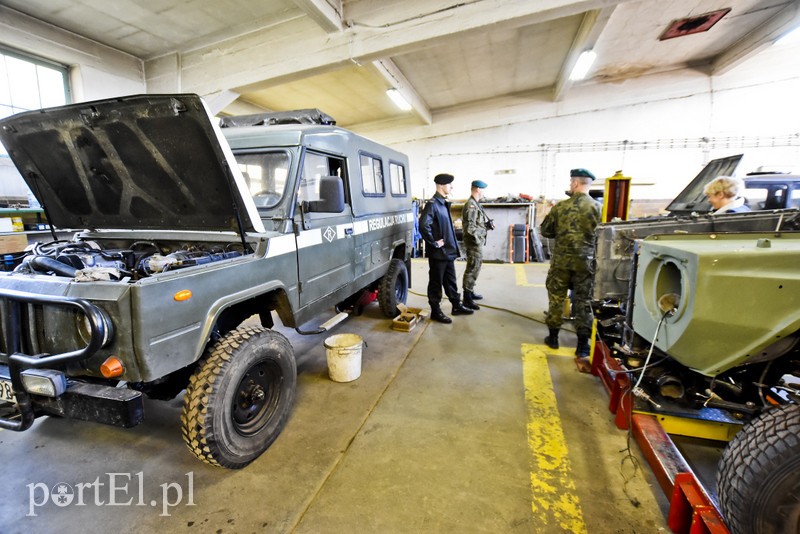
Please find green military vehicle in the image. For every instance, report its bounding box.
[0,94,413,468]
[592,155,800,533]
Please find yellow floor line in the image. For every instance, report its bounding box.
[515,264,545,287]
[522,343,587,533]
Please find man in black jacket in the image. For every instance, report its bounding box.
[419,173,474,323]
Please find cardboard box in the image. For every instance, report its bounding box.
[0,234,29,254]
[392,304,427,332]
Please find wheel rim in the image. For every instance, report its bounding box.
[394,271,407,302]
[232,359,282,435]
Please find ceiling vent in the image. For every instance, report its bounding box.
[659,8,731,41]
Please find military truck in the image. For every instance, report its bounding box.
[591,155,800,533]
[0,94,413,469]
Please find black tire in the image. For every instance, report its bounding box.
[717,403,800,534]
[378,258,408,317]
[181,325,296,469]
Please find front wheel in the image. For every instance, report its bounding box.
[378,258,408,317]
[181,325,296,469]
[717,403,800,534]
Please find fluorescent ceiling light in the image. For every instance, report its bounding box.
[569,50,597,81]
[776,25,800,47]
[386,89,412,111]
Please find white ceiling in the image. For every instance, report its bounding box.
[1,0,799,129]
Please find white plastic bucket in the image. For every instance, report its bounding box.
[324,333,363,382]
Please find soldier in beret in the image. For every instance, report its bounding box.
[461,179,492,310]
[419,173,474,323]
[539,168,601,357]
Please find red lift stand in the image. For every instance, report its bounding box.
[587,338,731,534]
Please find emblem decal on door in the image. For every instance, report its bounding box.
[323,226,336,242]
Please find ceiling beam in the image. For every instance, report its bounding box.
[553,6,616,102]
[372,59,432,125]
[291,0,343,33]
[175,0,637,98]
[712,0,800,76]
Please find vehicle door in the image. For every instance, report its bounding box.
[295,150,355,306]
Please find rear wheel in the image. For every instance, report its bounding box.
[717,403,800,534]
[181,325,296,469]
[378,258,408,317]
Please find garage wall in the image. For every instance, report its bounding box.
[368,42,800,203]
[0,6,145,102]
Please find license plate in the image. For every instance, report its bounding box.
[0,378,16,404]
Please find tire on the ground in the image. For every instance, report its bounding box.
[181,325,296,469]
[378,258,408,317]
[717,403,800,534]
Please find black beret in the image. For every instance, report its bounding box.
[570,168,596,180]
[434,173,454,185]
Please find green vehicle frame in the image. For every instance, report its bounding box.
[0,94,413,469]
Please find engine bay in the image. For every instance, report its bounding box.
[10,238,246,282]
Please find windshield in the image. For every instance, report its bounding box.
[233,150,291,209]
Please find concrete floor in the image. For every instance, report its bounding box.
[0,259,678,533]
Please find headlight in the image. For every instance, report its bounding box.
[21,369,67,397]
[75,309,112,347]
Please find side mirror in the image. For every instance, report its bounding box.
[304,176,345,213]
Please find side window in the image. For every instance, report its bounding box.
[298,150,347,205]
[389,162,407,196]
[360,153,385,196]
[791,186,800,209]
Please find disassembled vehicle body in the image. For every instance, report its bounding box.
[0,94,413,468]
[592,155,800,533]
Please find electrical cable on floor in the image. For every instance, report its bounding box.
[617,311,671,508]
[408,289,578,335]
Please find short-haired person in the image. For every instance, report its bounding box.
[461,180,492,310]
[419,173,474,323]
[539,168,601,357]
[703,176,751,214]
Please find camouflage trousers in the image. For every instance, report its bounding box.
[545,259,594,336]
[462,241,483,292]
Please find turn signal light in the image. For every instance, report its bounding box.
[174,290,192,301]
[100,356,125,378]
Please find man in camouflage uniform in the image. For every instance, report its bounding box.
[539,168,601,357]
[461,180,491,310]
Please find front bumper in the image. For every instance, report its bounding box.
[0,287,141,431]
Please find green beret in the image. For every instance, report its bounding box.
[434,173,454,185]
[471,180,487,189]
[570,168,596,180]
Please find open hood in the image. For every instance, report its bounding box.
[0,94,261,232]
[665,154,743,215]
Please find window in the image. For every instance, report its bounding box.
[298,150,347,205]
[360,153,385,195]
[389,162,407,196]
[233,150,291,208]
[0,49,70,157]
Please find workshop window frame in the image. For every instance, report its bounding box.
[0,47,70,157]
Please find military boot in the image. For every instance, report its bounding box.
[544,328,559,349]
[575,335,591,357]
[463,290,480,310]
[430,304,452,324]
[471,291,483,300]
[451,300,474,315]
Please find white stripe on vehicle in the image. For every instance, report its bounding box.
[264,210,413,257]
[265,234,298,258]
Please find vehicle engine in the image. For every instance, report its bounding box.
[12,239,244,281]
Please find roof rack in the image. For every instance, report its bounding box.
[219,109,336,128]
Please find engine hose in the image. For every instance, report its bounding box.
[29,255,78,277]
